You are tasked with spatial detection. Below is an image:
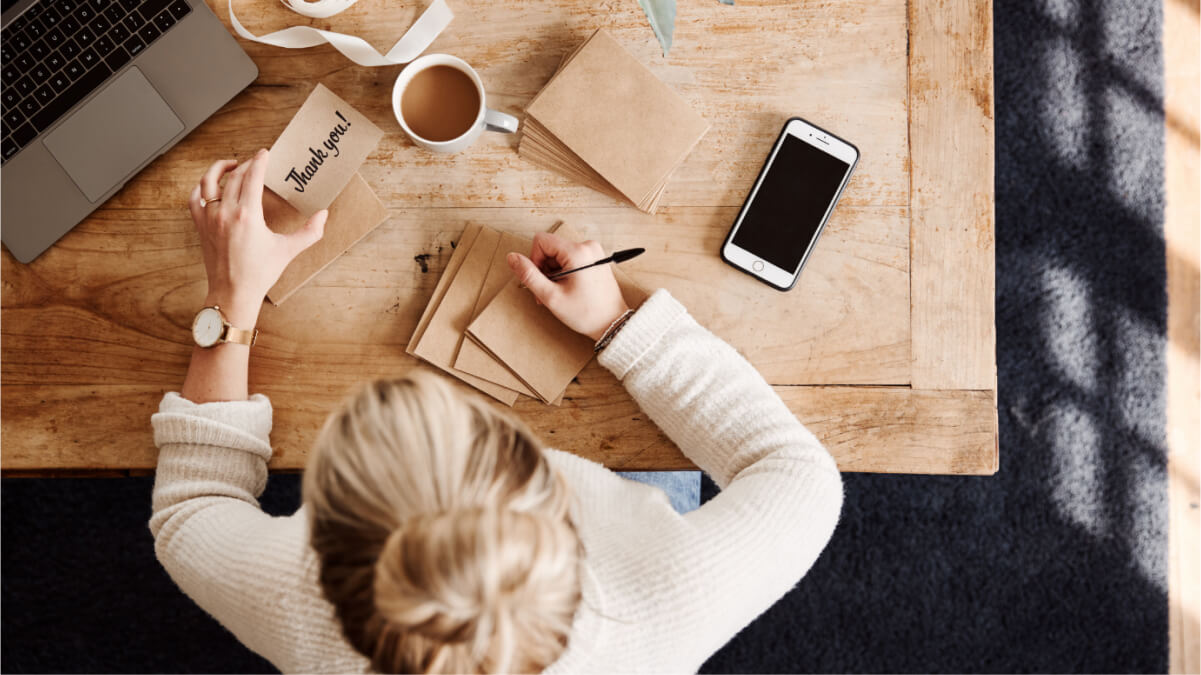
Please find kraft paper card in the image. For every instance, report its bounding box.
[409,223,483,351]
[265,83,384,217]
[407,224,552,404]
[408,223,525,404]
[430,226,564,406]
[466,269,648,403]
[437,228,567,405]
[264,172,388,305]
[520,29,709,213]
[409,226,521,406]
[408,221,645,406]
[452,231,541,399]
[466,223,650,404]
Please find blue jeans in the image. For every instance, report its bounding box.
[616,471,701,514]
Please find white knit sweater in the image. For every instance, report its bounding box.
[150,289,844,673]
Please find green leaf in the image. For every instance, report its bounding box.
[638,0,676,57]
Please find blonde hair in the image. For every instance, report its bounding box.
[303,373,581,674]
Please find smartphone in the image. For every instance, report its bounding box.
[721,117,859,291]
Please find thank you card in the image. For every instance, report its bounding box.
[266,83,384,216]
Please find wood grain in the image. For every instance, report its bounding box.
[0,207,909,388]
[0,0,998,475]
[907,0,997,391]
[104,0,910,212]
[0,374,998,475]
[1164,0,1200,669]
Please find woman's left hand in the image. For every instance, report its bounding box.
[189,149,328,328]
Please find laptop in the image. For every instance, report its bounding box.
[1,0,258,263]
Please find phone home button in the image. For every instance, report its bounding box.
[752,260,765,272]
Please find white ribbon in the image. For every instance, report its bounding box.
[228,0,454,67]
[279,0,359,19]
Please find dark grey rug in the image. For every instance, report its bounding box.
[1,0,1167,671]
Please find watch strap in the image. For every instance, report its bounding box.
[223,325,258,347]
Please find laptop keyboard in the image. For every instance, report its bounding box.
[1,0,192,165]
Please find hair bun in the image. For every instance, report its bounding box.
[305,373,582,673]
[371,506,580,672]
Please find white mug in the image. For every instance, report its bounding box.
[391,54,519,153]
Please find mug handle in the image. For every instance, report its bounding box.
[484,109,519,134]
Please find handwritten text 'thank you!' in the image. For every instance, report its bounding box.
[284,110,355,194]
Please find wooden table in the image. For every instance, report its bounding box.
[0,0,997,475]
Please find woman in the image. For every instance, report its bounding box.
[151,151,843,673]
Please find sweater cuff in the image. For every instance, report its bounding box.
[152,392,274,460]
[598,289,687,380]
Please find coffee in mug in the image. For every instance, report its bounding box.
[401,66,480,142]
[391,54,518,153]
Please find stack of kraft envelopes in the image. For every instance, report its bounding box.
[519,29,710,214]
[407,223,648,406]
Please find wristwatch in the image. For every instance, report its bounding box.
[192,305,257,348]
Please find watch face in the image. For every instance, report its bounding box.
[192,308,224,347]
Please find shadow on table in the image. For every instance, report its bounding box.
[702,0,1170,671]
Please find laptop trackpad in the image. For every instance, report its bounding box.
[44,67,184,203]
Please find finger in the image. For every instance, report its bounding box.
[286,209,327,258]
[220,158,250,215]
[508,252,559,305]
[240,148,269,213]
[530,232,575,271]
[188,185,204,226]
[580,239,605,258]
[200,159,238,202]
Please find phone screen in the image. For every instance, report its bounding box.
[732,134,852,272]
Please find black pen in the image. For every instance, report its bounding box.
[547,248,645,281]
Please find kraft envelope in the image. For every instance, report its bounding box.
[266,83,384,217]
[265,172,388,305]
[447,228,565,406]
[452,230,541,399]
[409,223,483,351]
[409,226,521,406]
[466,225,650,403]
[523,29,708,211]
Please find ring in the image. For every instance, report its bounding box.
[199,196,221,208]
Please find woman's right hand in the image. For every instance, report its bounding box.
[507,233,630,342]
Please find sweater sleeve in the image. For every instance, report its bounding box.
[598,289,844,670]
[149,393,366,674]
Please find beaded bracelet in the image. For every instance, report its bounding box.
[594,309,635,353]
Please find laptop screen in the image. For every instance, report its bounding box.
[2,0,35,21]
